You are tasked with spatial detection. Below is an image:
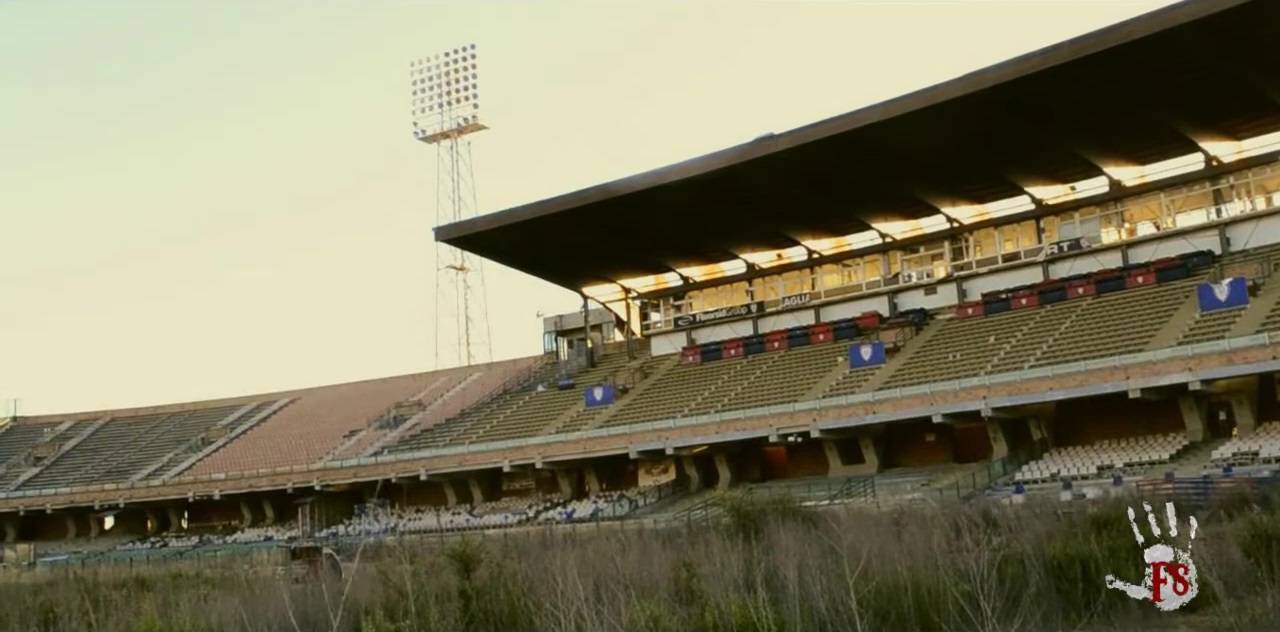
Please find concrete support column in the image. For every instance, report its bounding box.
[1178,395,1206,443]
[823,437,881,477]
[554,470,574,498]
[442,480,459,507]
[3,519,17,543]
[681,456,702,492]
[860,436,881,473]
[713,453,734,491]
[239,500,255,528]
[584,466,602,496]
[261,498,276,526]
[1028,418,1048,444]
[144,509,159,535]
[167,507,183,532]
[88,515,101,539]
[467,478,486,504]
[986,420,1009,460]
[1229,393,1258,437]
[64,514,77,540]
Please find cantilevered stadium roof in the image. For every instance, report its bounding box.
[436,0,1280,291]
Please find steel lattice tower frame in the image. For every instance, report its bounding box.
[410,44,492,368]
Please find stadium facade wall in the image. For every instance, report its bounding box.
[819,295,893,322]
[1049,248,1124,278]
[649,330,687,356]
[1226,213,1280,251]
[1049,396,1186,446]
[960,265,1045,299]
[757,309,816,333]
[883,420,955,467]
[690,319,755,345]
[1128,228,1221,262]
[895,283,961,312]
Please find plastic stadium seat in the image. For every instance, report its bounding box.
[701,344,723,362]
[855,311,883,329]
[1126,268,1156,288]
[955,302,984,318]
[984,298,1011,315]
[680,346,702,365]
[1011,290,1039,310]
[764,331,788,352]
[1039,285,1068,305]
[832,319,860,340]
[1014,432,1190,483]
[1066,279,1096,298]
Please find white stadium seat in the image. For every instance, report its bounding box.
[1210,422,1280,466]
[1014,432,1189,483]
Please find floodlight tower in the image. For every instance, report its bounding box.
[409,43,492,368]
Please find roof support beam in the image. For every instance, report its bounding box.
[667,267,696,286]
[772,231,822,259]
[737,256,762,273]
[869,226,896,243]
[1200,148,1223,168]
[934,210,962,229]
[590,275,642,298]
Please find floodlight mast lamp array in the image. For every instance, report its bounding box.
[409,43,486,144]
[410,43,492,369]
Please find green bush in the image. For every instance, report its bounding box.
[719,492,815,541]
[1238,511,1280,582]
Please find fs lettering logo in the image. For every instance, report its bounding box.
[1104,501,1199,611]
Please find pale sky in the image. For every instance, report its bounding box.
[1,0,1176,415]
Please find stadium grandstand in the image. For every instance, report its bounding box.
[5,0,1280,566]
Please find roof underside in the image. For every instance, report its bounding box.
[437,0,1280,290]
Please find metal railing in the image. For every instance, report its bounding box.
[1135,474,1280,509]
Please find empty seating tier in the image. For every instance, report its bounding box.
[0,421,61,469]
[1178,307,1246,346]
[1210,422,1280,466]
[93,405,246,483]
[553,354,673,434]
[387,361,564,452]
[601,355,757,427]
[187,370,469,475]
[16,405,244,491]
[1255,296,1280,334]
[883,275,1209,390]
[0,421,64,489]
[717,341,852,412]
[1030,277,1203,367]
[468,352,637,443]
[0,418,98,489]
[1014,432,1189,483]
[881,307,1051,389]
[139,401,281,480]
[388,351,642,451]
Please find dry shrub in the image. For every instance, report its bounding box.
[2,497,1279,631]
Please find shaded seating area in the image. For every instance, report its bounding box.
[1211,422,1280,466]
[1014,432,1189,484]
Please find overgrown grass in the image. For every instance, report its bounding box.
[3,494,1280,631]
